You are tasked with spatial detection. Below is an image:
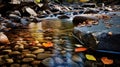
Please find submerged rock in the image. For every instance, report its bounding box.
[37,53,54,59]
[32,49,45,54]
[22,58,34,62]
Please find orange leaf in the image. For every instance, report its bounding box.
[101,57,113,64]
[75,47,87,52]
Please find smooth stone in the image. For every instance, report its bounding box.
[32,49,45,54]
[2,49,12,53]
[72,55,83,62]
[60,50,66,54]
[63,48,74,52]
[22,49,31,54]
[31,60,41,65]
[10,64,20,67]
[52,50,60,55]
[24,54,36,58]
[54,57,64,64]
[42,58,54,67]
[30,47,40,51]
[63,52,72,58]
[0,46,5,50]
[37,53,54,60]
[14,44,24,49]
[9,51,21,55]
[6,59,14,63]
[3,55,10,59]
[65,58,80,67]
[44,51,52,54]
[21,64,31,67]
[22,58,34,62]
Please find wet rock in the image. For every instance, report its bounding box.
[32,49,45,54]
[6,59,14,63]
[37,53,54,60]
[72,55,83,62]
[10,64,20,67]
[22,58,34,62]
[25,7,37,17]
[31,60,41,65]
[58,15,70,19]
[24,54,36,58]
[20,18,28,25]
[42,58,54,67]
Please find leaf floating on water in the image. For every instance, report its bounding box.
[75,47,87,52]
[101,57,113,64]
[85,54,96,61]
[42,42,53,47]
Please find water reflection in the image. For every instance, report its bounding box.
[28,19,73,43]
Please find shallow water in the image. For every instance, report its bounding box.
[28,19,73,42]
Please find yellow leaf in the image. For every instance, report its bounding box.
[85,54,96,61]
[80,0,89,2]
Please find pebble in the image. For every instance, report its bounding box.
[37,53,54,60]
[42,58,54,67]
[2,49,12,53]
[54,57,64,64]
[72,55,83,62]
[21,64,31,67]
[30,47,40,51]
[22,58,34,62]
[10,64,20,67]
[6,59,14,63]
[9,51,21,55]
[31,60,41,65]
[32,49,45,54]
[24,54,36,58]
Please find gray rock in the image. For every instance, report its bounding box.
[37,53,54,60]
[63,48,74,52]
[6,59,14,63]
[72,55,83,62]
[32,49,45,54]
[22,58,34,62]
[10,64,20,67]
[42,58,54,67]
[54,57,64,64]
[65,58,80,67]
